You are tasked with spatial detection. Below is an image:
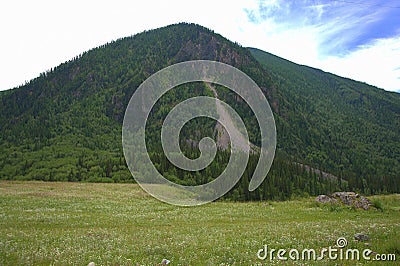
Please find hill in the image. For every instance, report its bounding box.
[249,47,400,193]
[0,23,399,199]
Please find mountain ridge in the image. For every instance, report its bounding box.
[0,23,399,198]
[249,47,399,187]
[249,47,399,94]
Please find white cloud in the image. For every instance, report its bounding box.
[233,0,400,91]
[321,36,400,91]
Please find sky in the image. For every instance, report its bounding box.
[1,0,399,92]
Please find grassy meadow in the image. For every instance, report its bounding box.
[0,181,399,265]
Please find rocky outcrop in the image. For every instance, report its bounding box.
[316,192,373,210]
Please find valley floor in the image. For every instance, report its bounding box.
[0,181,399,265]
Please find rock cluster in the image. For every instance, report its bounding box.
[316,192,373,210]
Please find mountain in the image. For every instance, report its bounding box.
[249,48,400,192]
[0,23,399,199]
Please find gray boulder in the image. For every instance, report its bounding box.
[354,233,370,241]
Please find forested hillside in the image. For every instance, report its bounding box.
[0,23,399,200]
[250,48,400,194]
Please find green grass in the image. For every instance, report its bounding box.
[0,181,399,265]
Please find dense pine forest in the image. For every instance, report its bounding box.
[0,23,399,201]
